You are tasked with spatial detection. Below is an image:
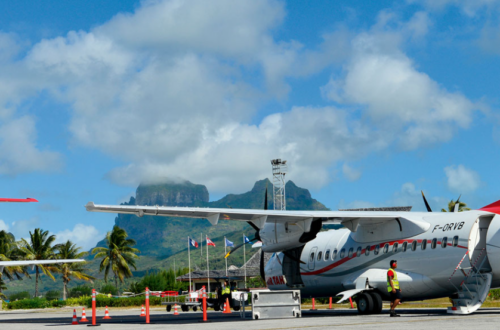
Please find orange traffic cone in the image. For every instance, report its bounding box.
[103,306,111,319]
[223,298,231,314]
[173,304,180,316]
[71,309,78,325]
[79,307,89,323]
[140,304,146,317]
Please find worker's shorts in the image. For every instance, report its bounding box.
[390,289,402,301]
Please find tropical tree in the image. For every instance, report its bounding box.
[54,240,95,300]
[0,231,28,296]
[441,199,471,212]
[17,228,58,297]
[91,225,140,291]
[0,276,7,300]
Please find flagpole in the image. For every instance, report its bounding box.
[243,233,247,289]
[200,233,203,269]
[225,236,228,277]
[188,236,191,292]
[206,235,210,293]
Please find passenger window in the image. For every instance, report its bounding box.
[411,240,417,251]
[402,242,408,252]
[374,245,380,255]
[431,238,437,249]
[340,249,345,258]
[452,236,459,247]
[310,252,315,261]
[421,240,427,250]
[325,249,330,260]
[317,251,322,260]
[442,237,448,248]
[393,243,398,252]
[365,246,370,256]
[348,248,353,258]
[332,249,338,260]
[357,247,362,257]
[383,244,389,253]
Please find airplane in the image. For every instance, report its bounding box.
[85,193,500,315]
[0,198,84,274]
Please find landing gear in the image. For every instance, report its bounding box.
[367,292,383,314]
[356,293,374,314]
[166,305,171,312]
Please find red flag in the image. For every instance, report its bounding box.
[206,237,216,247]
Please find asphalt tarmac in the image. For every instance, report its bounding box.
[1,307,500,329]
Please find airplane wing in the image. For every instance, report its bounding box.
[0,259,85,271]
[85,202,429,232]
[0,198,38,203]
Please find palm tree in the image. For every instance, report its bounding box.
[0,276,7,300]
[17,228,58,297]
[441,199,471,212]
[91,225,140,291]
[54,240,95,300]
[0,231,28,296]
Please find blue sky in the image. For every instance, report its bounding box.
[0,0,499,250]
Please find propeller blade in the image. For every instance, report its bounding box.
[224,238,258,258]
[264,187,268,210]
[283,250,306,264]
[421,191,432,212]
[454,194,461,213]
[260,249,266,283]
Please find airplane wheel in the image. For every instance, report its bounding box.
[193,306,198,312]
[368,292,383,314]
[233,306,240,311]
[181,305,189,312]
[166,305,171,312]
[356,293,374,314]
[214,303,220,311]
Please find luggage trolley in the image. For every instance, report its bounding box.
[161,289,202,312]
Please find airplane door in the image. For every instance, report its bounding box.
[469,217,492,271]
[308,247,318,270]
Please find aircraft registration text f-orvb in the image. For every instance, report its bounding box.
[85,198,500,315]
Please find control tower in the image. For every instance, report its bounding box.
[271,159,287,210]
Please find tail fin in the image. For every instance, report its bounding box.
[479,200,500,214]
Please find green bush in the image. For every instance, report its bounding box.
[489,289,500,300]
[8,291,30,301]
[100,284,118,296]
[69,285,92,298]
[45,290,61,301]
[5,297,50,309]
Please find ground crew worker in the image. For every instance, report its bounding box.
[387,260,402,317]
[221,280,232,308]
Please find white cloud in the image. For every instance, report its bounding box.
[0,116,62,175]
[408,0,500,16]
[54,224,102,251]
[322,28,476,150]
[10,218,39,240]
[444,165,481,193]
[342,164,362,181]
[0,220,9,232]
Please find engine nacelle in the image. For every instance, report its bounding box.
[259,219,322,252]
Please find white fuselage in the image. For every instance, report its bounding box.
[265,210,500,301]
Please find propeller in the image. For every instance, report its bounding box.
[421,191,432,212]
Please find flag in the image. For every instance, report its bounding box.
[244,236,250,244]
[225,238,234,247]
[189,238,198,248]
[206,237,216,247]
